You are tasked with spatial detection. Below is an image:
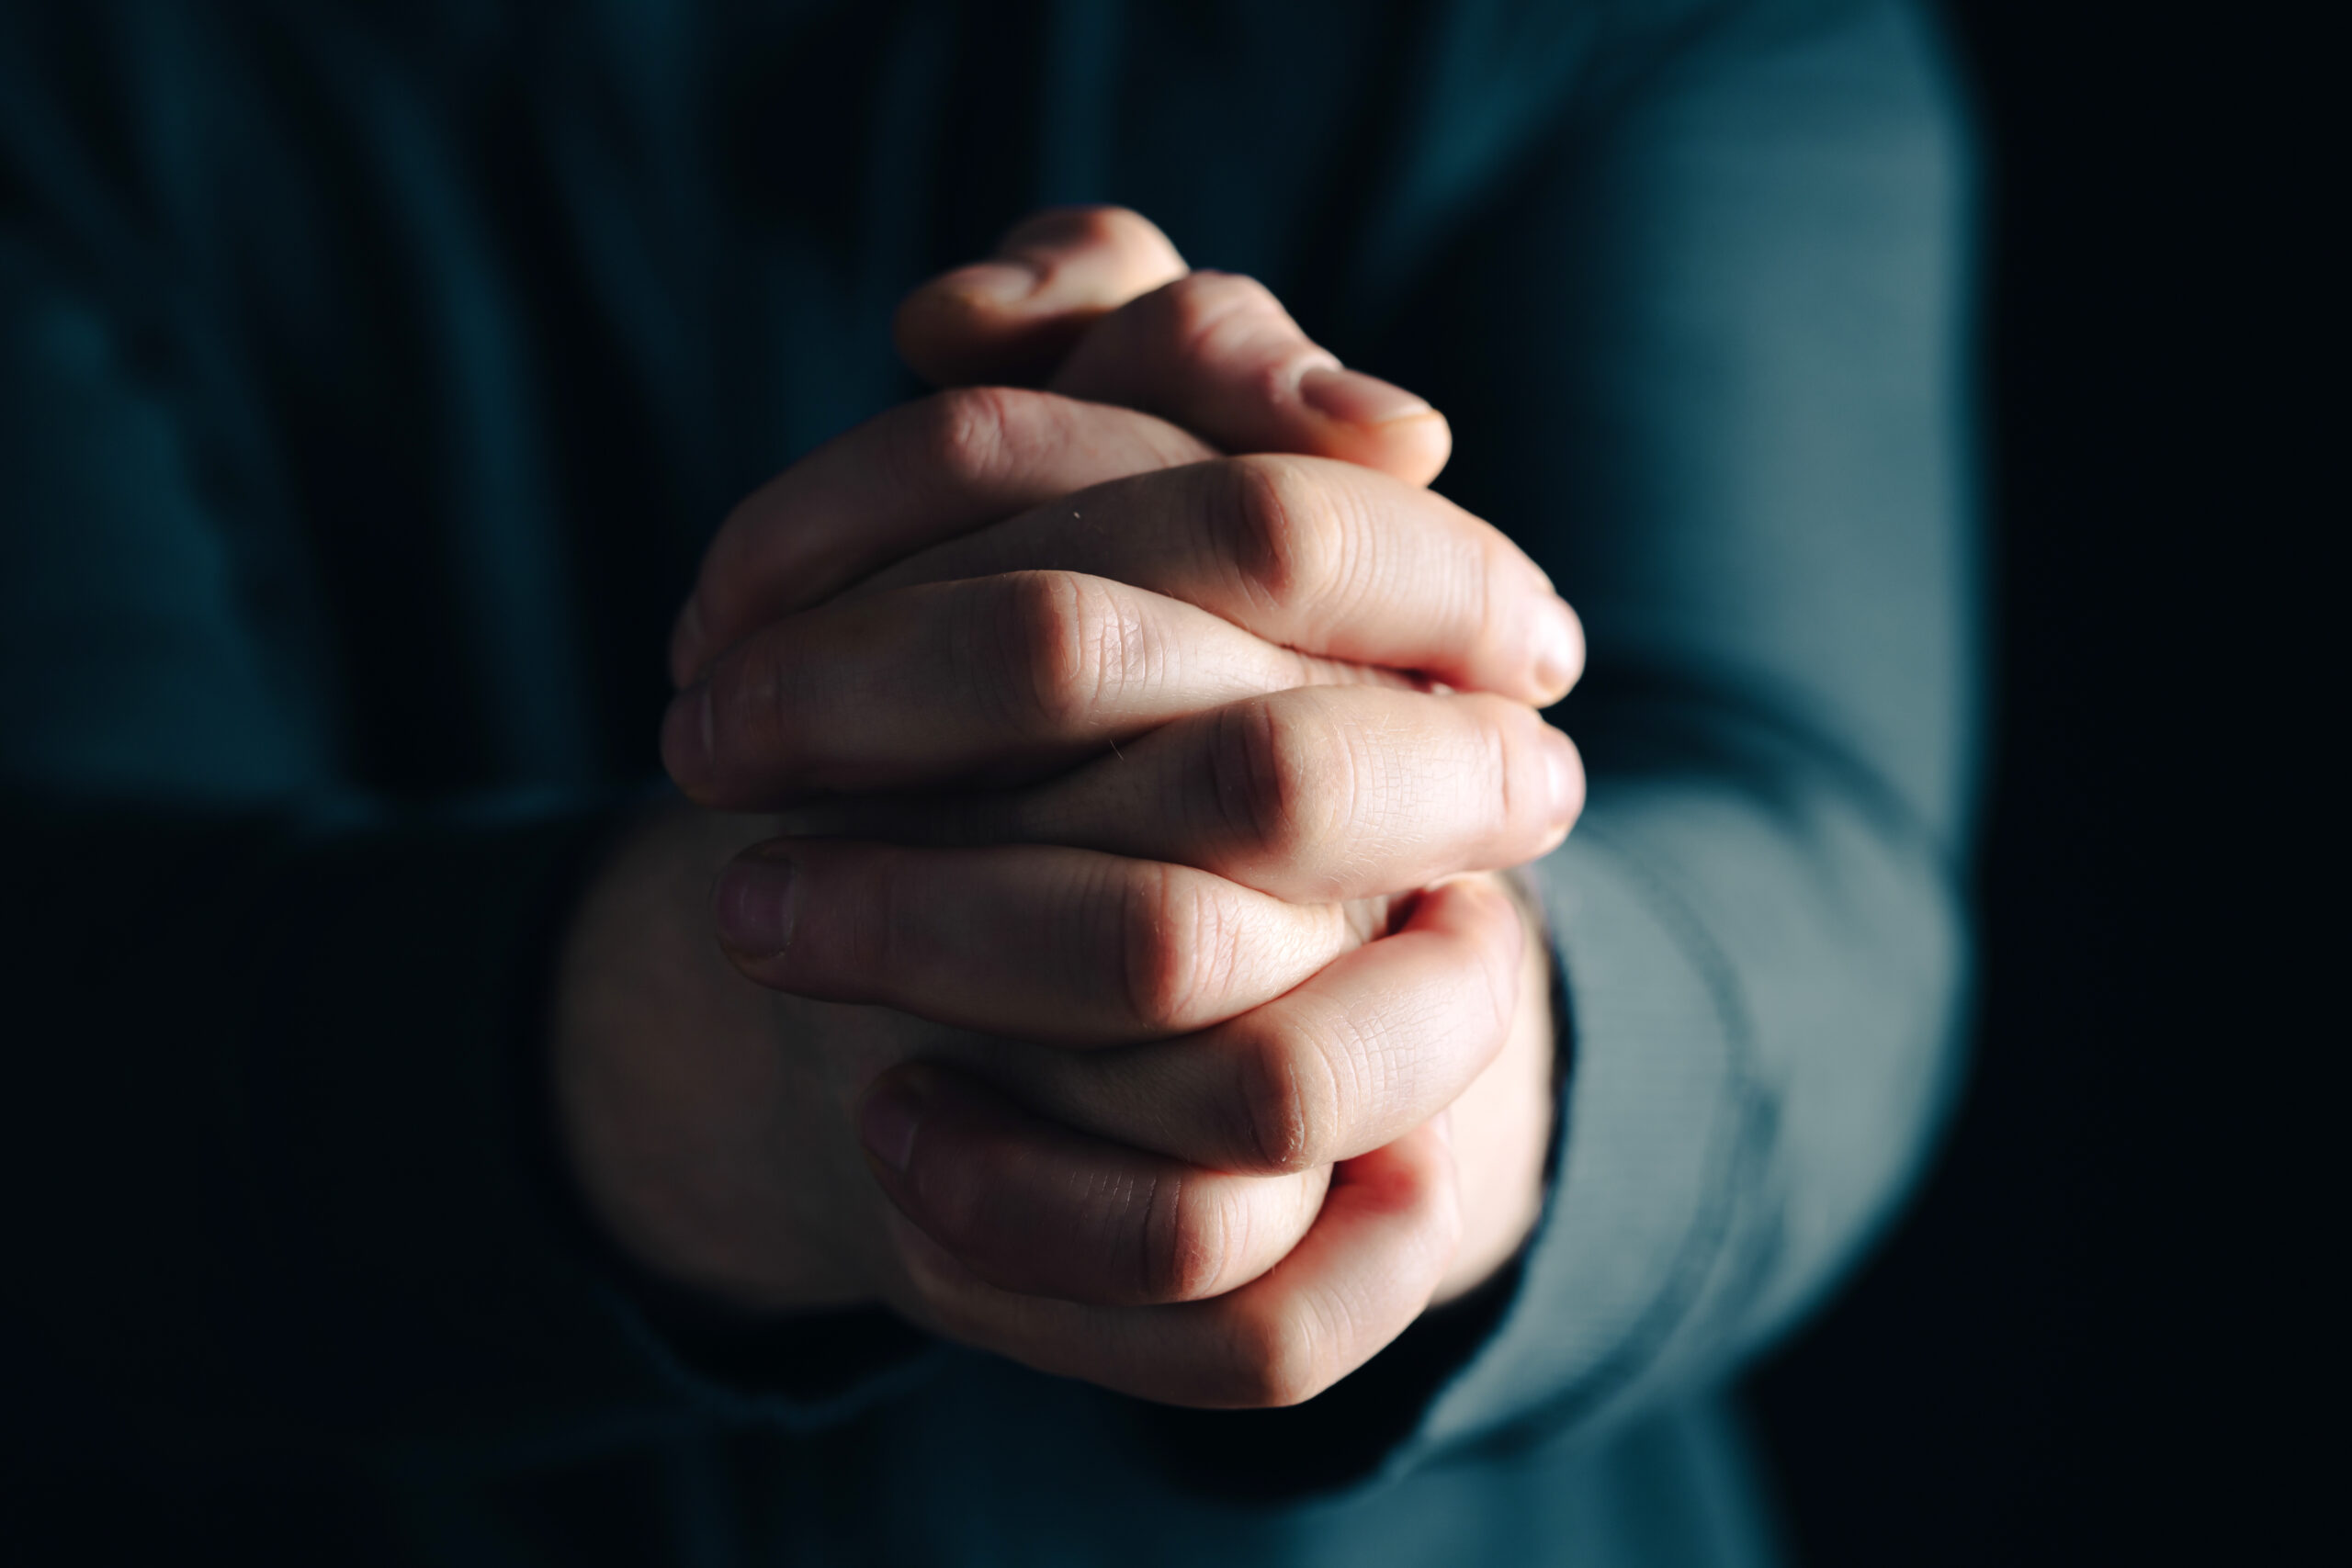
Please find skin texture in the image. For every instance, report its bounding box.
[554,209,1574,1408]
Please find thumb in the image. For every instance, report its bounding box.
[894,206,1189,387]
[895,207,1450,487]
[1049,269,1450,487]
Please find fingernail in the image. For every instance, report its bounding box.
[944,259,1043,308]
[714,852,797,957]
[661,682,715,794]
[1543,727,1582,826]
[859,1077,925,1175]
[1298,366,1432,427]
[1532,600,1582,701]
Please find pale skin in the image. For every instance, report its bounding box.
[553,209,1583,1409]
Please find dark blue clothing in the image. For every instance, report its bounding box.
[0,2,1978,1562]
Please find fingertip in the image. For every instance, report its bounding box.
[1531,596,1585,705]
[1541,722,1586,832]
[1374,408,1453,487]
[1296,366,1430,425]
[712,846,797,961]
[889,284,958,384]
[896,261,1045,345]
[860,1066,990,1258]
[660,682,716,800]
[936,259,1046,310]
[998,205,1188,281]
[893,262,1070,387]
[1292,367,1453,483]
[896,207,1188,388]
[1409,871,1516,932]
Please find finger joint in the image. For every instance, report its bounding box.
[1119,864,1240,1034]
[1227,1021,1343,1175]
[1208,696,1353,868]
[980,571,1147,735]
[1214,1300,1329,1409]
[1215,456,1351,623]
[1140,1172,1238,1303]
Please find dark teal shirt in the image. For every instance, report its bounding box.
[0,2,1977,1562]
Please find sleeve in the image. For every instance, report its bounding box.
[0,231,925,1464]
[1399,0,1984,1458]
[1125,0,1977,1495]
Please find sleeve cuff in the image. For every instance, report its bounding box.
[1401,822,1779,1461]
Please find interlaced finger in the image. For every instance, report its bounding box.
[851,455,1584,706]
[711,837,1382,1045]
[662,570,1415,808]
[853,1064,1330,1307]
[787,687,1584,904]
[671,389,1216,685]
[885,1116,1461,1409]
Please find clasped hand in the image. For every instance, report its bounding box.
[556,209,1584,1408]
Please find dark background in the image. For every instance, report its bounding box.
[1747,3,2325,1562]
[1,4,2324,1563]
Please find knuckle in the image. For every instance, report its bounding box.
[982,571,1130,732]
[1141,1174,1238,1303]
[1227,1021,1343,1174]
[1151,270,1290,371]
[1118,865,1238,1033]
[1215,1302,1329,1409]
[908,385,1031,491]
[1209,697,1349,863]
[1214,455,1349,613]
